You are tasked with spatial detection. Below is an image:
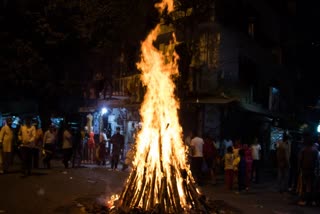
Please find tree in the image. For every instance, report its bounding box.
[0,0,160,103]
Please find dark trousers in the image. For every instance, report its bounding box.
[251,160,260,183]
[191,157,203,184]
[72,144,83,168]
[20,147,32,175]
[43,144,55,169]
[238,170,246,191]
[225,169,234,190]
[97,143,106,165]
[288,166,299,191]
[315,176,320,204]
[63,148,73,168]
[301,169,315,203]
[278,167,289,192]
[11,146,22,164]
[32,148,39,168]
[111,153,120,169]
[2,152,12,172]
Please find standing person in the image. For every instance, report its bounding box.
[42,124,57,169]
[185,130,194,163]
[237,149,247,192]
[97,129,107,166]
[0,118,14,174]
[87,127,95,163]
[190,134,204,185]
[18,117,36,176]
[224,146,234,190]
[288,137,304,192]
[276,134,290,193]
[11,123,22,165]
[110,127,124,170]
[297,132,318,206]
[33,120,43,169]
[242,143,253,190]
[251,137,262,183]
[313,143,320,206]
[72,128,83,168]
[62,124,73,169]
[232,139,241,186]
[81,126,89,163]
[203,136,217,184]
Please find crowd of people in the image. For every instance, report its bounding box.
[0,116,126,176]
[1,116,320,207]
[186,131,320,207]
[277,132,320,206]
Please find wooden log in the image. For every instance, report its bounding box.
[159,177,166,212]
[187,180,202,209]
[164,184,171,213]
[183,180,194,208]
[142,179,150,210]
[148,169,157,209]
[133,166,148,207]
[119,167,137,204]
[170,166,183,213]
[167,184,178,213]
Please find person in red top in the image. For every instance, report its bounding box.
[87,128,95,163]
[242,143,253,190]
[203,136,217,184]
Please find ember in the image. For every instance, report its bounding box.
[112,0,206,213]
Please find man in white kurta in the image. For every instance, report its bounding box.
[190,135,204,185]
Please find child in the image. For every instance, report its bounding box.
[224,146,234,190]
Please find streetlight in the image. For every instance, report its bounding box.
[101,107,108,115]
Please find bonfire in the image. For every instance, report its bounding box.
[110,0,206,213]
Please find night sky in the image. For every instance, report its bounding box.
[297,2,320,106]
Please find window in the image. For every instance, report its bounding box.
[269,87,280,111]
[248,17,255,38]
[248,23,255,38]
[198,32,221,70]
[288,1,296,15]
[272,47,282,64]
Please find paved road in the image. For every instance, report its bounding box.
[202,179,319,214]
[0,161,319,214]
[0,161,128,214]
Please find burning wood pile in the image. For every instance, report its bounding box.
[107,0,209,213]
[117,161,205,213]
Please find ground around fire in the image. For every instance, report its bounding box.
[0,160,319,214]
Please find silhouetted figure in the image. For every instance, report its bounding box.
[42,124,57,169]
[18,117,36,176]
[0,117,14,173]
[62,125,73,169]
[110,127,124,170]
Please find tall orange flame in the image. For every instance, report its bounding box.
[118,1,202,212]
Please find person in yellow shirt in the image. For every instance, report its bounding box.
[224,146,234,190]
[18,117,36,176]
[0,118,14,174]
